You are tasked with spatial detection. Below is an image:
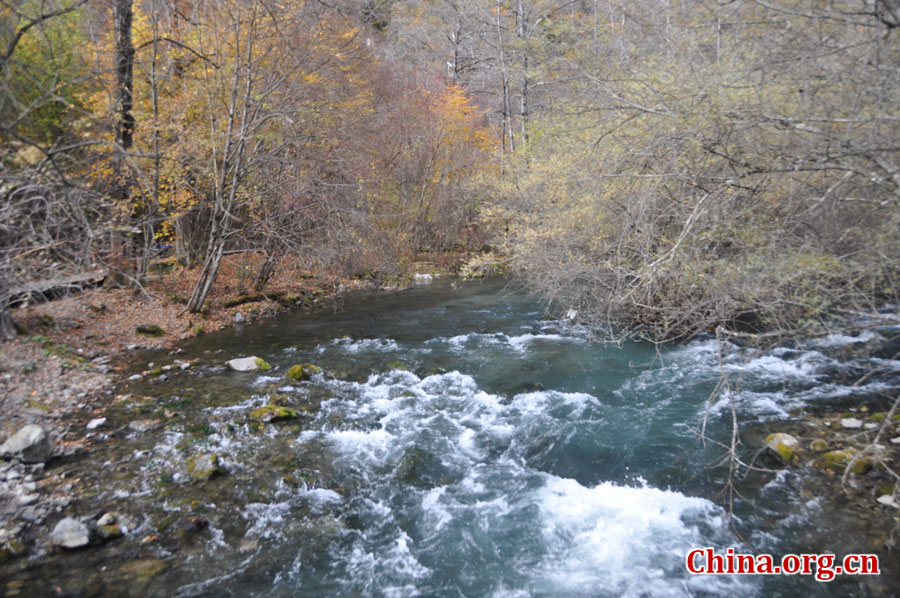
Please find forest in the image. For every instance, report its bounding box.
[2,0,899,342]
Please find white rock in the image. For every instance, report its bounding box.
[890,437,900,445]
[127,374,142,381]
[876,495,898,508]
[840,418,863,429]
[0,425,54,463]
[15,493,39,507]
[86,418,107,430]
[227,356,265,372]
[97,512,116,526]
[864,423,879,430]
[50,518,91,548]
[413,273,433,283]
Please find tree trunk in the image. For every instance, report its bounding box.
[113,0,135,153]
[516,0,528,147]
[0,298,16,342]
[113,0,144,279]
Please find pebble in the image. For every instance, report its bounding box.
[864,423,879,430]
[127,374,142,382]
[891,437,900,445]
[86,418,107,430]
[876,495,899,508]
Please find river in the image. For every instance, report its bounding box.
[14,278,900,596]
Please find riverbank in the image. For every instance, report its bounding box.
[0,254,458,566]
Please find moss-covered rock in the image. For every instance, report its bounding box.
[135,325,165,338]
[764,433,799,465]
[821,449,856,468]
[819,448,870,473]
[227,356,271,372]
[97,524,123,540]
[386,361,410,371]
[285,363,321,381]
[186,454,221,481]
[250,405,298,423]
[809,438,828,452]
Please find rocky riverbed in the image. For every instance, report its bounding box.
[1,280,899,597]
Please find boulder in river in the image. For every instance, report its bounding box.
[227,356,272,372]
[763,433,799,465]
[0,425,54,463]
[285,363,321,381]
[186,454,222,481]
[49,518,91,549]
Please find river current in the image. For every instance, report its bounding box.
[24,278,900,596]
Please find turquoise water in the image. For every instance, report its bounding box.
[24,278,900,596]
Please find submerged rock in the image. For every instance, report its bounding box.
[128,419,161,434]
[764,433,799,465]
[0,425,54,463]
[819,449,871,474]
[119,557,168,579]
[285,363,321,381]
[250,405,298,423]
[186,454,221,481]
[49,518,91,549]
[227,356,272,372]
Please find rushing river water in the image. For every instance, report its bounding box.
[17,279,900,597]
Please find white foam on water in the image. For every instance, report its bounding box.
[510,390,601,418]
[329,337,400,354]
[342,529,430,597]
[297,368,757,597]
[808,329,881,348]
[530,475,756,597]
[506,332,586,353]
[242,501,292,539]
[251,375,281,386]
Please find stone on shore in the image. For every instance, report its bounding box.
[0,425,54,463]
[49,518,91,549]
